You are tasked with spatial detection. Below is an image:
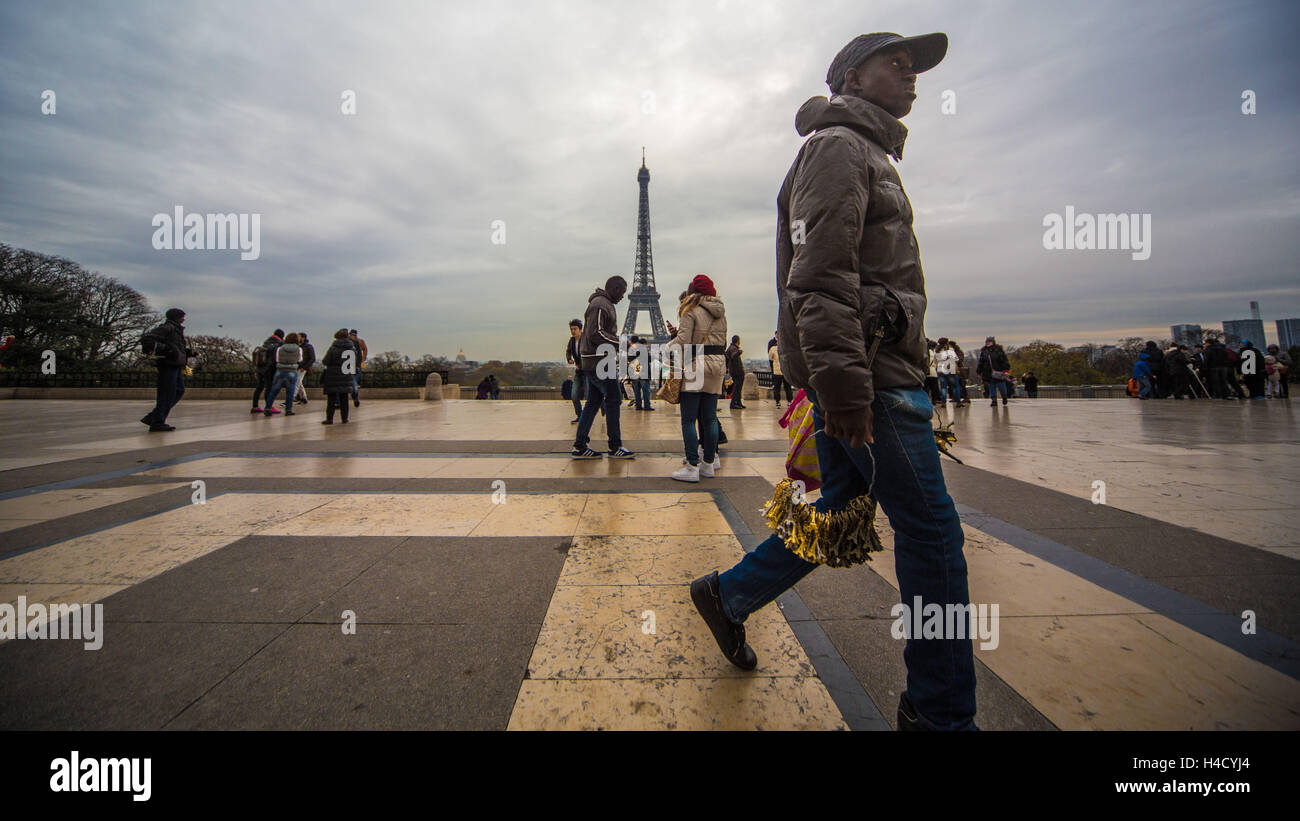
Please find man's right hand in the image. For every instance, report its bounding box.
[823,406,874,447]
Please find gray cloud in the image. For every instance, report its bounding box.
[1,0,1297,360]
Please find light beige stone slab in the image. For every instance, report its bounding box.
[259,493,496,537]
[0,531,238,585]
[469,494,587,537]
[559,534,747,586]
[0,485,189,520]
[575,492,732,536]
[977,613,1300,730]
[525,584,813,680]
[508,676,847,730]
[111,493,340,536]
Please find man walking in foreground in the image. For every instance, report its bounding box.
[690,32,977,730]
[571,275,636,460]
[140,307,193,431]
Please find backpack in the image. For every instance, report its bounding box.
[1127,377,1140,397]
[140,327,167,357]
[253,341,278,371]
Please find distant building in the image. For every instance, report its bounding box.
[1170,324,1202,348]
[1067,344,1119,365]
[1277,318,1300,351]
[1222,319,1265,348]
[456,347,467,365]
[1250,301,1262,321]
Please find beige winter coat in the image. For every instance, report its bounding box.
[666,295,727,395]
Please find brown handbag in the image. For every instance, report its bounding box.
[656,377,681,404]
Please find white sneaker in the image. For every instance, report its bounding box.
[700,461,715,478]
[671,464,700,482]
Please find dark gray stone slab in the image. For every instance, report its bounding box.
[0,621,284,730]
[792,562,902,621]
[165,623,535,730]
[105,536,405,623]
[304,536,569,625]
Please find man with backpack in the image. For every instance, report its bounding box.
[252,329,285,414]
[140,308,192,431]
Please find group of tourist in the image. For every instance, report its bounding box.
[251,328,368,423]
[1132,339,1290,400]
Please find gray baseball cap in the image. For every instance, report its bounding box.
[827,32,948,93]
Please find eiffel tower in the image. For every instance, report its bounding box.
[621,148,670,344]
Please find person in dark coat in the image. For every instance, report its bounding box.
[320,329,357,424]
[1022,371,1039,398]
[294,331,316,405]
[1166,345,1194,399]
[476,377,491,399]
[1204,339,1232,399]
[140,307,192,431]
[725,335,746,409]
[252,329,284,413]
[1143,341,1165,398]
[1238,340,1267,399]
[976,336,1010,406]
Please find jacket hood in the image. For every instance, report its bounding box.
[698,295,725,319]
[795,94,909,160]
[589,288,611,304]
[1139,353,1149,361]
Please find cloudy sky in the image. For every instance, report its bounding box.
[2,0,1297,360]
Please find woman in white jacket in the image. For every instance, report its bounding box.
[935,337,961,406]
[664,275,726,482]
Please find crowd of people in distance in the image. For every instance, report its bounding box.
[134,312,372,432]
[251,328,369,423]
[566,273,751,481]
[1131,339,1290,400]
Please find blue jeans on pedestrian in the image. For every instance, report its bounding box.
[679,391,718,466]
[265,370,299,410]
[1137,375,1151,399]
[573,370,622,451]
[985,379,1007,401]
[633,379,652,409]
[571,369,588,417]
[938,374,960,403]
[716,386,976,730]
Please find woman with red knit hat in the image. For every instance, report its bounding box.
[663,275,727,482]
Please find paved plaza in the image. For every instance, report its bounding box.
[0,396,1297,730]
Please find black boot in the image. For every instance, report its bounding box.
[897,693,933,731]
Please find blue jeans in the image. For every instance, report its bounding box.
[716,386,976,730]
[679,391,718,465]
[633,379,652,409]
[985,379,1007,401]
[1136,375,1151,399]
[265,370,299,409]
[938,374,960,403]
[571,369,588,416]
[573,370,622,451]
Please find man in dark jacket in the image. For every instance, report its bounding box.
[252,329,284,413]
[1204,339,1232,399]
[140,308,192,431]
[691,31,976,731]
[1166,345,1193,399]
[565,318,585,422]
[294,331,316,405]
[976,337,1011,406]
[1143,341,1165,398]
[572,276,634,459]
[725,335,746,408]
